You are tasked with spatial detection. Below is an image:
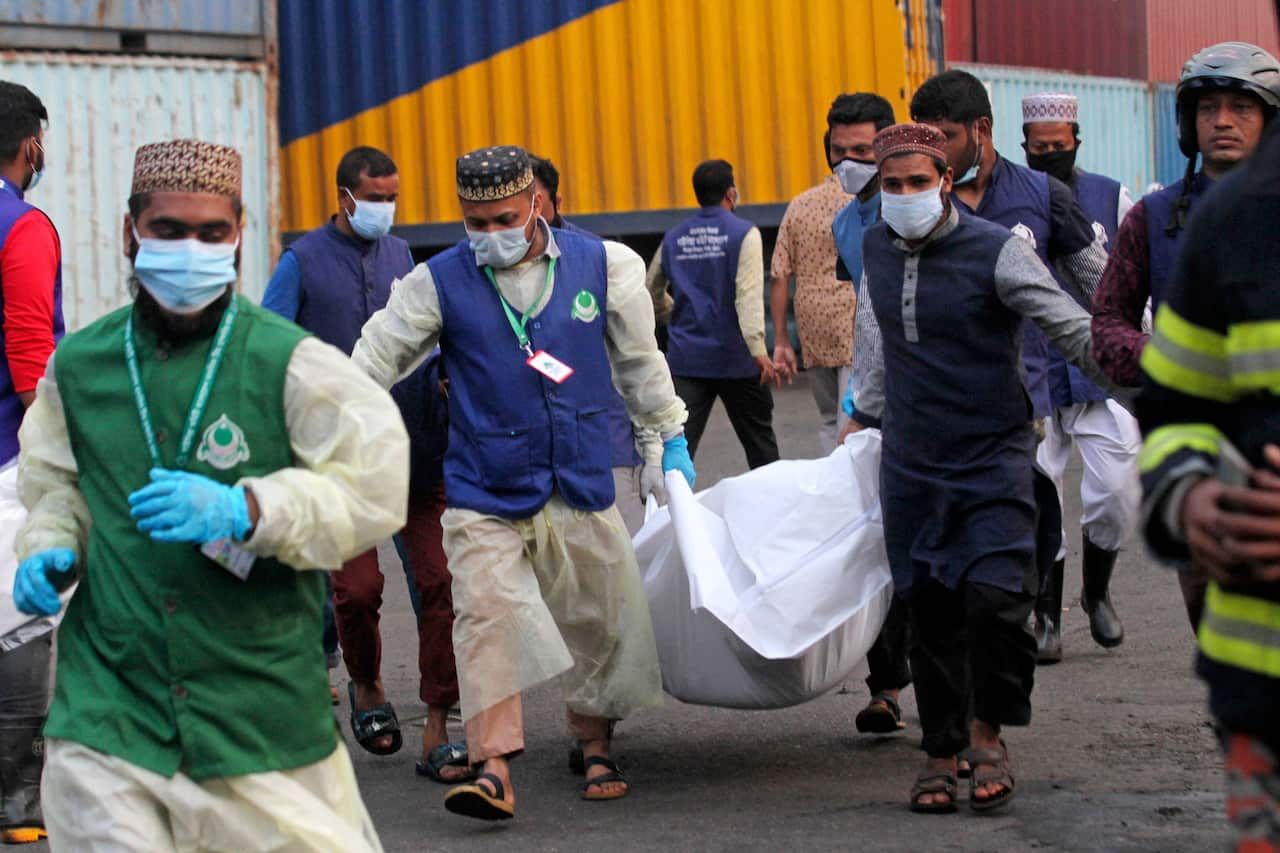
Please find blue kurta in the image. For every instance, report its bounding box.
[863,209,1041,596]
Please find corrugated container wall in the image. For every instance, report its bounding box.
[1143,0,1280,82]
[957,63,1155,194]
[944,0,1146,77]
[1152,82,1185,188]
[0,52,275,330]
[278,0,922,240]
[943,0,1279,80]
[0,0,267,57]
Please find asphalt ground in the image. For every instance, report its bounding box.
[22,374,1221,852]
[349,374,1223,853]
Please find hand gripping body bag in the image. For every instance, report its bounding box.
[633,430,892,709]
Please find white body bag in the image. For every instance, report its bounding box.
[634,430,893,709]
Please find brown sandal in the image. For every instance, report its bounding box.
[961,740,1016,812]
[909,769,958,814]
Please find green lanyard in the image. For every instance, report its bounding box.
[124,297,239,470]
[483,258,556,357]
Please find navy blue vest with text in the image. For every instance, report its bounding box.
[0,179,64,465]
[430,231,616,518]
[288,220,446,493]
[1144,173,1209,309]
[662,207,757,379]
[952,157,1054,417]
[1044,169,1121,407]
[864,210,1037,594]
[550,222,641,469]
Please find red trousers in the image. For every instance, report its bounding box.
[331,490,459,708]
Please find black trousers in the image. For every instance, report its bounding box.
[674,375,780,470]
[866,593,912,695]
[907,579,1037,758]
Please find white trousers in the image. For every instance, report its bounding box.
[42,740,382,853]
[1035,399,1142,559]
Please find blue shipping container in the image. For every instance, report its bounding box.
[1152,83,1189,189]
[956,63,1155,197]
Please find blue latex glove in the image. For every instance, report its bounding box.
[128,468,252,545]
[661,434,696,489]
[12,548,76,616]
[840,389,855,418]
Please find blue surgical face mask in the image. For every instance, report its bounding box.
[25,139,45,193]
[880,184,945,240]
[466,196,539,269]
[956,125,982,186]
[132,226,238,314]
[344,188,395,240]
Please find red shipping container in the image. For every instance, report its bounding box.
[1144,0,1280,81]
[942,0,1279,81]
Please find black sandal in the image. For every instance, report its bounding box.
[568,720,618,774]
[961,740,1016,813]
[909,769,958,814]
[856,691,906,734]
[415,742,476,784]
[347,682,402,756]
[581,755,629,801]
[444,772,515,821]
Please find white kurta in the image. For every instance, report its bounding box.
[1035,399,1142,557]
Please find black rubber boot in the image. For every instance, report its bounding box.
[1081,538,1124,648]
[1034,559,1065,664]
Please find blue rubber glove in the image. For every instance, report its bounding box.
[128,468,252,545]
[12,548,76,616]
[661,434,696,489]
[840,389,855,418]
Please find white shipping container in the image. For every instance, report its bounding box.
[0,51,276,330]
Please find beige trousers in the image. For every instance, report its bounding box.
[444,494,663,763]
[41,739,382,853]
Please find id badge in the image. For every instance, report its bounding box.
[200,538,256,581]
[526,350,574,384]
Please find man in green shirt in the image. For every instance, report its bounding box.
[10,138,407,851]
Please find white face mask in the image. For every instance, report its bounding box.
[466,197,538,269]
[834,159,878,195]
[880,184,945,240]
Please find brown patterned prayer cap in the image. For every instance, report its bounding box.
[873,123,949,167]
[456,145,534,201]
[130,139,241,198]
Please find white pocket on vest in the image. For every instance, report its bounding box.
[633,432,892,709]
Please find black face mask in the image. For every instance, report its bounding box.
[1026,148,1078,184]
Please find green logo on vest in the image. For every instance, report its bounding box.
[197,413,250,471]
[571,290,600,323]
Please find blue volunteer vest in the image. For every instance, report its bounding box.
[430,230,616,518]
[661,207,758,379]
[0,178,64,465]
[953,157,1054,418]
[1044,169,1122,407]
[1144,173,1209,309]
[288,220,446,493]
[864,210,1038,596]
[549,222,641,469]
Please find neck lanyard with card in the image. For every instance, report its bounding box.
[483,259,575,383]
[124,296,239,470]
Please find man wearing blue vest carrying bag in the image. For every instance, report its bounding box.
[353,146,693,821]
